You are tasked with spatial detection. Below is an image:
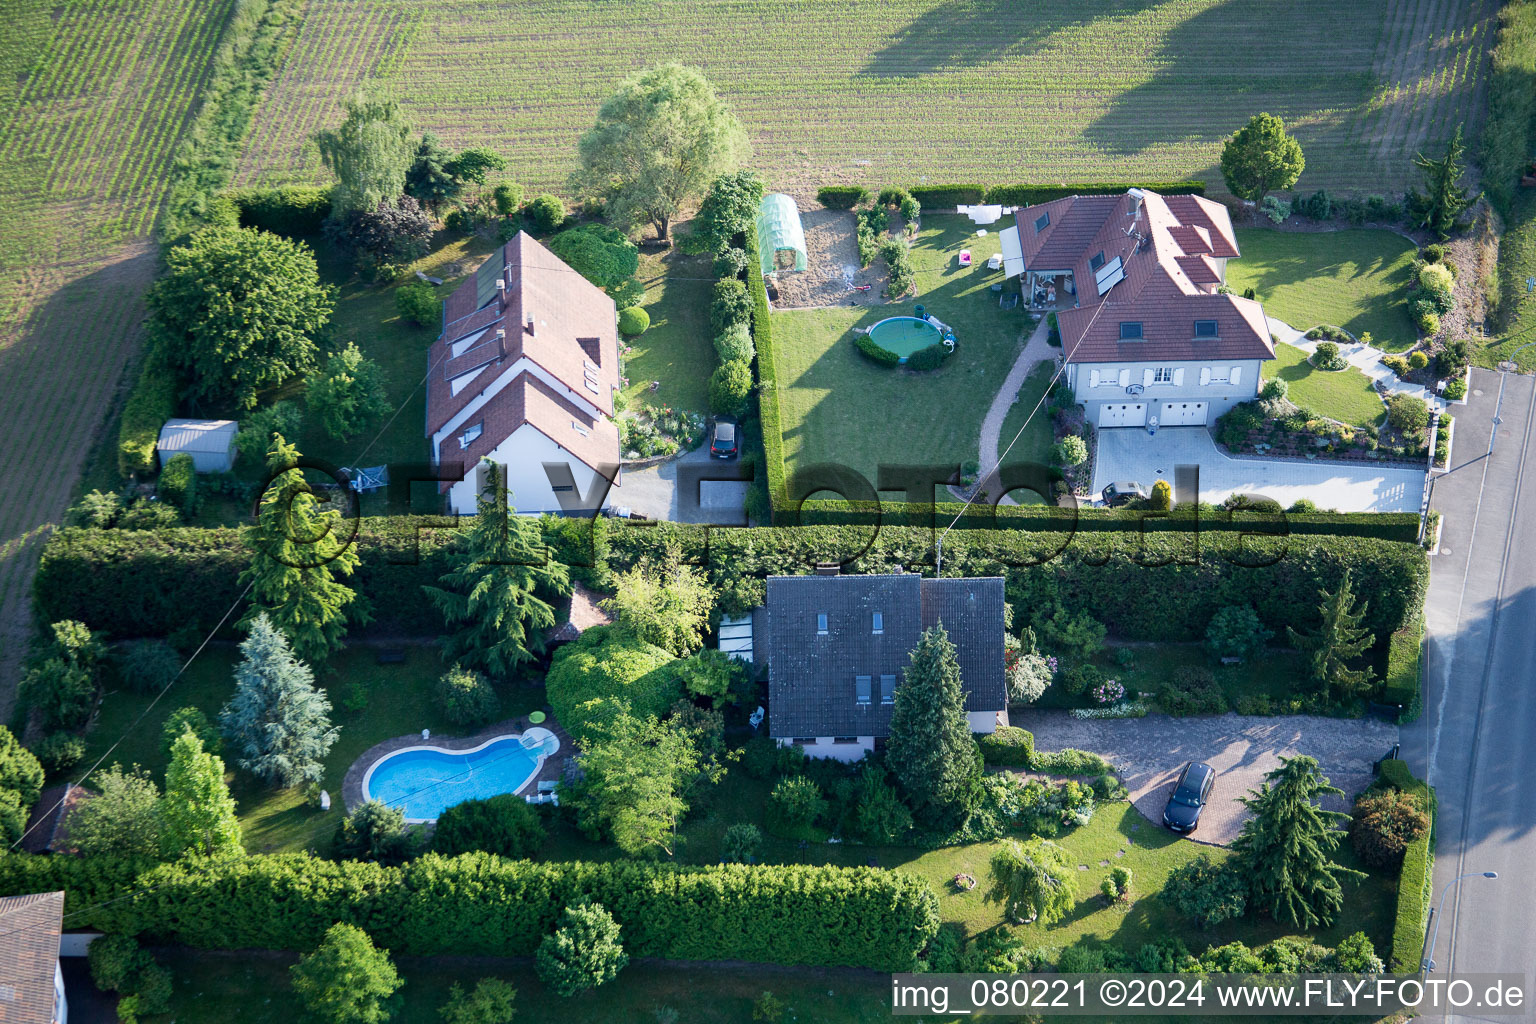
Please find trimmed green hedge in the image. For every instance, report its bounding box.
[1382,615,1425,721]
[745,224,788,514]
[908,184,986,207]
[226,185,334,236]
[816,185,869,210]
[156,454,197,512]
[983,181,1206,206]
[853,333,900,367]
[0,852,940,971]
[904,342,951,371]
[116,348,181,477]
[978,726,1034,766]
[1378,760,1435,972]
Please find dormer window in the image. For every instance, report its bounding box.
[571,420,590,437]
[1090,251,1105,272]
[457,422,483,449]
[816,613,828,635]
[1194,319,1219,338]
[872,611,883,634]
[855,675,872,705]
[1034,212,1050,232]
[1119,322,1143,340]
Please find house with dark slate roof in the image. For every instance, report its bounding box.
[1002,189,1273,430]
[426,231,621,516]
[763,573,1006,761]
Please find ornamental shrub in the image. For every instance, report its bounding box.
[89,933,149,992]
[162,706,220,759]
[1149,480,1172,511]
[1382,354,1411,377]
[1260,195,1290,223]
[1204,605,1272,662]
[709,360,753,417]
[1030,748,1112,776]
[526,194,566,234]
[1312,340,1342,369]
[1159,666,1227,716]
[714,323,755,364]
[1387,393,1431,436]
[120,639,181,694]
[433,794,545,859]
[1438,339,1470,378]
[618,306,650,336]
[1419,262,1454,298]
[1408,350,1429,370]
[156,454,197,514]
[1259,377,1288,401]
[30,733,85,775]
[395,281,440,327]
[1054,435,1088,467]
[766,775,826,839]
[1058,662,1103,697]
[441,979,519,1024]
[545,626,680,742]
[816,185,868,210]
[854,333,900,367]
[977,726,1034,767]
[905,343,948,371]
[1350,789,1428,868]
[710,278,752,334]
[536,901,628,997]
[436,665,499,727]
[722,823,762,864]
[1162,853,1248,927]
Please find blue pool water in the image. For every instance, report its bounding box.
[363,735,552,821]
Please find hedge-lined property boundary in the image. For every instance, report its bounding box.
[224,184,333,236]
[115,346,181,476]
[903,181,1206,208]
[1382,615,1425,721]
[1379,760,1435,972]
[0,852,940,972]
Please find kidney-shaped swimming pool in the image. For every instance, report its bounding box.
[361,728,559,822]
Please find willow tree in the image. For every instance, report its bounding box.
[315,93,414,216]
[574,64,748,242]
[240,434,368,661]
[424,463,570,677]
[985,837,1078,926]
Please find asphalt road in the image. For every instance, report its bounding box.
[1405,368,1536,1016]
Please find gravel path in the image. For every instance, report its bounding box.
[975,317,1055,501]
[1013,710,1399,846]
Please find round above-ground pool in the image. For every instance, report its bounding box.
[867,316,953,360]
[362,727,559,822]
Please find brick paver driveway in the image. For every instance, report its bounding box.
[1012,710,1399,845]
[1092,426,1425,513]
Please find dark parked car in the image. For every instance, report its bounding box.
[1101,480,1149,506]
[710,420,738,459]
[1162,761,1216,833]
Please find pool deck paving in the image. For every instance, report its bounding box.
[341,712,572,816]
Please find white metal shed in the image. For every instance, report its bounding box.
[157,419,238,473]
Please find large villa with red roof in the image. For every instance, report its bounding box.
[426,231,622,516]
[1003,188,1274,430]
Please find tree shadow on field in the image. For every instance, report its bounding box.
[1079,1,1377,159]
[860,0,1161,78]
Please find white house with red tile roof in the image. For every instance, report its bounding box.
[1005,189,1273,429]
[427,231,621,515]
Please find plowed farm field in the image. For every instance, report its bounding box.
[237,0,1497,196]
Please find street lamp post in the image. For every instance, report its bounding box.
[1421,871,1498,973]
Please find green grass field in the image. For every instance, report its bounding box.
[1266,343,1387,428]
[236,0,1495,198]
[621,249,715,415]
[994,362,1057,503]
[1485,189,1536,372]
[769,217,1033,490]
[1226,229,1421,351]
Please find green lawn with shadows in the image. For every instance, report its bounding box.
[1226,229,1419,352]
[620,248,714,415]
[770,216,1036,492]
[1265,342,1386,428]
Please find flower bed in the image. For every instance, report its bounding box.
[1217,401,1426,465]
[1050,403,1095,496]
[621,407,705,460]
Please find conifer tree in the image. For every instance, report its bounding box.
[886,623,981,827]
[424,463,570,677]
[1230,756,1364,929]
[1407,124,1480,239]
[220,614,339,788]
[1287,570,1376,700]
[240,434,368,661]
[161,731,242,857]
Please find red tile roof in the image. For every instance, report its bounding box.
[0,891,63,1024]
[1013,190,1271,363]
[426,232,622,481]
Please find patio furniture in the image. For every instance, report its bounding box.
[986,253,1003,270]
[958,250,972,267]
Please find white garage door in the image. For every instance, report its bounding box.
[1159,401,1208,426]
[1098,402,1147,428]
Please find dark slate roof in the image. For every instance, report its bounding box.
[0,891,63,1024]
[765,574,1005,739]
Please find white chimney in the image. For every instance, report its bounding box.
[525,312,535,336]
[1127,188,1146,219]
[495,328,506,341]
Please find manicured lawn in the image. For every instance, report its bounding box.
[1225,229,1420,352]
[83,642,546,854]
[621,249,714,416]
[1485,189,1536,372]
[770,216,1035,490]
[1265,342,1386,428]
[994,362,1058,503]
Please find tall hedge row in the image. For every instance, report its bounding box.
[0,852,940,971]
[35,519,1428,643]
[226,185,334,236]
[744,219,788,511]
[115,348,181,476]
[1378,760,1435,972]
[899,181,1205,209]
[1382,615,1425,721]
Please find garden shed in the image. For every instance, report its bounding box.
[156,418,238,473]
[756,193,807,276]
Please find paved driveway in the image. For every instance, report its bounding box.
[1013,710,1399,846]
[617,445,751,524]
[1092,426,1425,512]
